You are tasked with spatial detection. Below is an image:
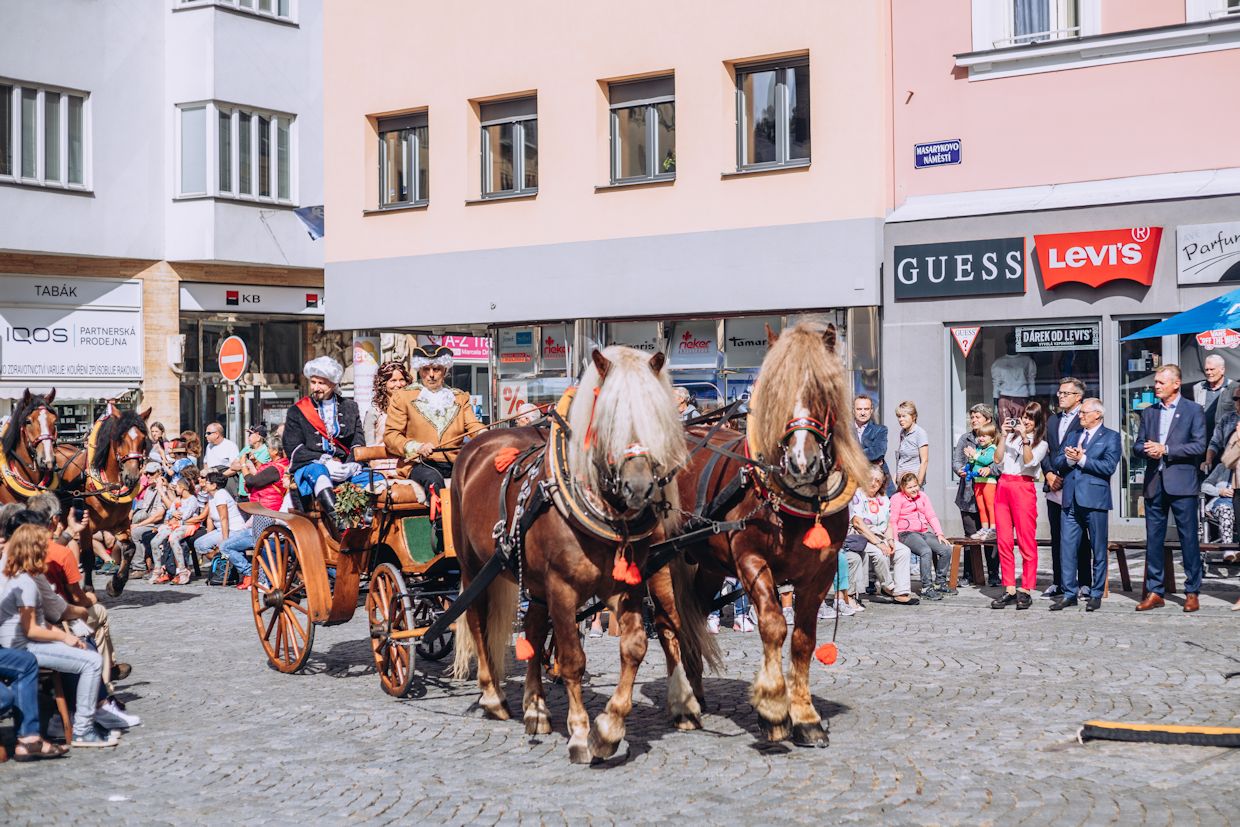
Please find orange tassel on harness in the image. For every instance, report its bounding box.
[515,635,535,661]
[583,386,601,450]
[814,643,838,665]
[612,554,629,582]
[802,517,831,550]
[494,446,521,473]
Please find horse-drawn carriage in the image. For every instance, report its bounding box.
[242,445,459,697]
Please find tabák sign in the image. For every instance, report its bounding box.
[1034,227,1163,289]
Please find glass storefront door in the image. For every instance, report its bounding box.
[1118,319,1164,519]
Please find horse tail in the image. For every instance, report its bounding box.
[450,573,520,683]
[671,556,722,675]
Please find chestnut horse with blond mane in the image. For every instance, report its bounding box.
[450,345,694,763]
[670,322,870,746]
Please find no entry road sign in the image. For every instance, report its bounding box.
[218,335,249,382]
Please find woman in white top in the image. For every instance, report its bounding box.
[990,401,1049,610]
[363,361,414,448]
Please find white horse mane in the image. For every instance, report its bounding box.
[567,345,686,521]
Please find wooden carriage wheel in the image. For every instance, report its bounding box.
[250,525,316,674]
[366,562,416,697]
[413,595,455,661]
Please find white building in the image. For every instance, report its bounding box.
[0,0,325,440]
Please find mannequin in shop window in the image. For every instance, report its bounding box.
[991,332,1037,425]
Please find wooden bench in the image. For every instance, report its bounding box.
[39,668,72,744]
[946,537,1052,589]
[1107,540,1240,596]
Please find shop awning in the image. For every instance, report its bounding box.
[1122,288,1240,340]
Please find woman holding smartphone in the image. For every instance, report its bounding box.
[990,402,1048,610]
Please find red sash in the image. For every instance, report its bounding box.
[295,397,350,456]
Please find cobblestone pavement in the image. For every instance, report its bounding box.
[3,557,1239,826]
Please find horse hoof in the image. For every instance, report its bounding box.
[587,725,619,761]
[524,711,551,735]
[106,579,120,598]
[671,712,702,731]
[481,699,512,721]
[759,715,792,742]
[791,722,830,748]
[568,739,593,764]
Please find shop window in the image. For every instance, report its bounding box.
[261,321,301,383]
[950,322,1101,483]
[1118,320,1164,519]
[735,57,809,171]
[608,75,675,184]
[378,111,429,208]
[494,323,570,417]
[480,96,537,198]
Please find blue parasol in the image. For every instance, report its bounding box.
[1121,287,1240,340]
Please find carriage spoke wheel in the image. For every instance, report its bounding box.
[413,594,455,661]
[367,563,416,697]
[250,526,315,674]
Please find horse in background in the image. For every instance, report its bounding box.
[59,406,152,595]
[0,389,60,505]
[671,322,870,747]
[450,345,693,763]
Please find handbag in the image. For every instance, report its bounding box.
[954,471,976,512]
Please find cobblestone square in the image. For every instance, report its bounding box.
[3,564,1238,825]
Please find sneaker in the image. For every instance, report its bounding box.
[588,628,603,639]
[1040,584,1062,600]
[236,575,253,591]
[1078,587,1090,600]
[837,596,864,613]
[174,568,191,585]
[818,603,837,621]
[920,587,943,601]
[98,562,120,576]
[983,528,998,540]
[969,529,987,540]
[71,724,120,748]
[733,616,755,632]
[938,585,958,597]
[782,606,795,625]
[987,575,1002,587]
[95,699,141,730]
[706,615,720,635]
[153,572,170,585]
[834,599,856,617]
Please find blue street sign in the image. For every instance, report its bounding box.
[914,139,962,169]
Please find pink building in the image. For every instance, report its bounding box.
[885,0,1240,532]
[322,0,892,416]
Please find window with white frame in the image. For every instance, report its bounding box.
[1186,0,1240,21]
[178,0,294,22]
[0,80,88,188]
[972,0,1097,50]
[378,111,428,207]
[609,76,675,184]
[480,97,537,198]
[735,58,809,171]
[177,101,295,203]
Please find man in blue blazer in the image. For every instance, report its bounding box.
[1042,378,1086,599]
[1134,364,1206,613]
[1050,398,1120,612]
[853,394,893,495]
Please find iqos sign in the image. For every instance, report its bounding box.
[893,237,1026,300]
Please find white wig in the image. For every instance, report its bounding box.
[304,356,344,385]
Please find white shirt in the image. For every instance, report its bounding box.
[210,489,245,532]
[203,437,240,470]
[1000,432,1048,477]
[991,354,1037,397]
[1058,407,1079,443]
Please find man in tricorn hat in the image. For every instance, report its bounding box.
[384,344,484,496]
[284,356,378,525]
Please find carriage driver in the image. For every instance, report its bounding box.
[383,345,484,498]
[284,356,381,526]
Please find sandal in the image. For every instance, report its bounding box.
[13,738,69,761]
[892,595,920,605]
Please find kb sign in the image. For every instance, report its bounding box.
[893,238,1026,300]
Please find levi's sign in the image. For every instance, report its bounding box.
[1034,227,1162,289]
[893,237,1026,300]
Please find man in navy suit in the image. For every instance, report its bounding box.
[853,394,893,495]
[1050,398,1120,612]
[1134,364,1206,613]
[1042,377,1086,600]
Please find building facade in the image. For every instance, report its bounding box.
[323,0,892,420]
[886,0,1240,535]
[0,0,325,441]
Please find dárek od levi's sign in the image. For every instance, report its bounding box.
[893,238,1025,300]
[1034,227,1163,289]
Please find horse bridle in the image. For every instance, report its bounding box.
[763,409,849,508]
[595,442,676,518]
[16,403,58,483]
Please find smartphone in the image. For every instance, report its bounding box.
[71,496,86,522]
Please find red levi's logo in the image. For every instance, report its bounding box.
[1035,227,1163,289]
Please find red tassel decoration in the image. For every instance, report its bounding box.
[624,562,642,586]
[494,446,521,473]
[612,553,629,582]
[515,636,535,661]
[428,486,440,522]
[802,519,831,550]
[583,387,601,450]
[814,643,838,665]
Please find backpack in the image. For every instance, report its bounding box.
[206,555,241,587]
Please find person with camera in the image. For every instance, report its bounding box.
[990,402,1049,610]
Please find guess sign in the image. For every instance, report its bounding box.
[1034,227,1163,289]
[893,238,1025,300]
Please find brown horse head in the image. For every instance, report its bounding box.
[570,347,686,518]
[3,388,59,473]
[91,407,152,488]
[750,323,870,495]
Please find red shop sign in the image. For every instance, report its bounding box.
[1034,227,1162,289]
